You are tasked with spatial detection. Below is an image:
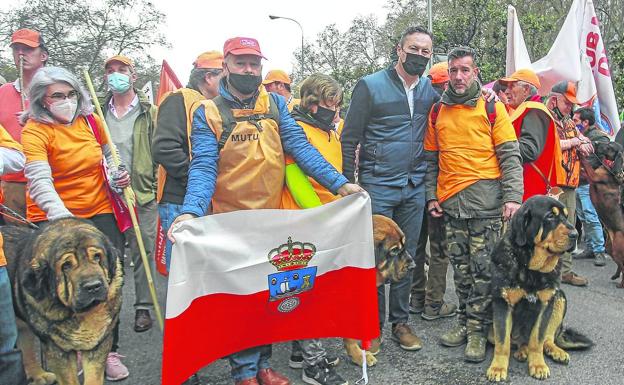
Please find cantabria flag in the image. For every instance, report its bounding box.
[162,193,379,385]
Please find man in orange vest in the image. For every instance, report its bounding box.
[0,29,48,222]
[425,47,523,363]
[263,70,299,111]
[545,80,592,286]
[500,69,566,201]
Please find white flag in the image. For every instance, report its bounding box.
[506,0,620,135]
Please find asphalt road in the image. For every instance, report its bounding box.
[109,254,624,385]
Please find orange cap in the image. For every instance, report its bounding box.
[223,37,266,59]
[105,55,134,68]
[193,51,224,69]
[551,81,580,104]
[428,62,449,85]
[10,28,43,48]
[500,68,541,89]
[262,70,292,85]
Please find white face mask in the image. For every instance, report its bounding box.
[49,99,78,123]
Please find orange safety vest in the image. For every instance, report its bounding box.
[196,87,285,214]
[510,101,566,200]
[155,88,205,202]
[280,120,342,209]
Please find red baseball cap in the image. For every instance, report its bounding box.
[223,37,266,59]
[10,28,44,48]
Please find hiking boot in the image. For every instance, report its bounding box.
[368,337,382,355]
[409,295,424,314]
[302,360,348,385]
[561,272,589,286]
[440,324,467,347]
[594,252,607,266]
[573,249,595,260]
[105,352,129,381]
[391,323,422,351]
[421,302,457,321]
[464,334,487,363]
[257,368,290,385]
[289,353,339,369]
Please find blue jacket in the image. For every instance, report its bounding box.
[181,81,348,217]
[342,67,439,187]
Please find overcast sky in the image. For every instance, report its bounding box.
[151,0,389,81]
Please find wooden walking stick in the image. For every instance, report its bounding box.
[82,69,164,332]
[18,55,26,110]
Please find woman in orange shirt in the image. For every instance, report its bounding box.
[20,66,130,381]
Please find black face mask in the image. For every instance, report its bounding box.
[402,52,429,77]
[228,73,262,95]
[312,106,336,128]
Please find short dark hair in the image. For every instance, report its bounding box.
[574,107,595,126]
[399,26,433,47]
[447,46,477,64]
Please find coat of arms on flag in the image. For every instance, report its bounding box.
[162,193,379,385]
[268,237,317,312]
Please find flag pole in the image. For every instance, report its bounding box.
[82,69,164,333]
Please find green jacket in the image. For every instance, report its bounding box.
[103,89,158,206]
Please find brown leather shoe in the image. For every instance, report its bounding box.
[235,378,260,385]
[134,309,153,332]
[391,323,423,351]
[561,272,588,287]
[257,368,291,385]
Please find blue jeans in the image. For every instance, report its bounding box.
[158,202,184,272]
[361,182,425,328]
[576,184,605,253]
[0,267,18,354]
[228,345,272,382]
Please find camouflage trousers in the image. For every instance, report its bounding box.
[444,216,503,335]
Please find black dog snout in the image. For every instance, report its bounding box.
[81,279,104,294]
[568,229,578,240]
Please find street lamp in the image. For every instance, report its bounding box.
[269,14,304,80]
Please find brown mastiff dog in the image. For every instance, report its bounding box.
[343,214,415,367]
[2,217,123,385]
[582,141,624,287]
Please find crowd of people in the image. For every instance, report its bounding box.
[0,24,619,385]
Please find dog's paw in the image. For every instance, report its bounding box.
[346,348,377,367]
[486,364,508,382]
[30,371,57,385]
[528,361,551,380]
[365,351,378,367]
[544,341,570,364]
[513,345,528,362]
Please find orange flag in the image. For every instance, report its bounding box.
[155,60,183,276]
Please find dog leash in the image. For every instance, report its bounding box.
[0,203,39,229]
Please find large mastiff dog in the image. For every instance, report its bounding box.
[487,196,591,382]
[343,214,415,367]
[2,217,123,385]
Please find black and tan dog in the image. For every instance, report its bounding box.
[2,217,123,385]
[343,214,415,367]
[582,141,624,287]
[487,196,592,382]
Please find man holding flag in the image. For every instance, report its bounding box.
[168,37,362,385]
[102,55,159,332]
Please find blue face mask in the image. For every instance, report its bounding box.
[576,124,585,132]
[107,72,131,94]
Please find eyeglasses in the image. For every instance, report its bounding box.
[46,90,79,101]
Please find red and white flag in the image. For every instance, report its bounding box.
[506,0,620,136]
[162,193,380,385]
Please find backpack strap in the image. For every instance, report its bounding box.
[213,94,281,151]
[485,99,497,128]
[430,101,442,130]
[213,96,236,152]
